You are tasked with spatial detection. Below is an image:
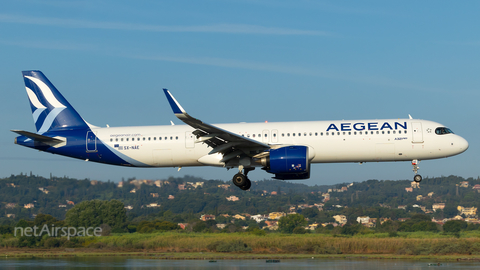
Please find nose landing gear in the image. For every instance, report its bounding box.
[232,166,253,190]
[412,159,422,183]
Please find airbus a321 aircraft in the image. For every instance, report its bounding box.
[13,71,469,190]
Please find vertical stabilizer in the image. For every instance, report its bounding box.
[22,70,88,133]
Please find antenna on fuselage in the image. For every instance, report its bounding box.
[408,114,413,119]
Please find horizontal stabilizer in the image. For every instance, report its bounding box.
[11,130,64,143]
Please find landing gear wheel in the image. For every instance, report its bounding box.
[414,174,422,183]
[241,179,252,190]
[232,173,248,188]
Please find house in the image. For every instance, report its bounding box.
[5,203,16,209]
[233,214,246,220]
[428,192,434,197]
[226,196,239,201]
[24,203,34,209]
[200,214,215,221]
[268,212,286,220]
[341,186,348,191]
[178,184,186,190]
[405,187,413,192]
[168,195,175,200]
[411,182,420,188]
[458,206,477,217]
[473,184,480,191]
[460,181,469,188]
[356,216,370,225]
[271,191,278,195]
[130,188,136,193]
[67,200,75,205]
[150,193,159,198]
[217,184,230,190]
[216,224,227,229]
[59,204,67,208]
[7,183,16,188]
[117,181,124,188]
[432,203,445,212]
[398,205,407,210]
[333,215,347,225]
[251,214,268,223]
[306,223,319,230]
[90,180,99,185]
[187,182,204,189]
[178,223,188,230]
[146,203,160,208]
[6,214,15,218]
[398,218,410,222]
[416,195,423,201]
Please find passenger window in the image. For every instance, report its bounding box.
[121,138,123,141]
[337,132,340,135]
[309,132,312,136]
[354,132,357,135]
[265,134,267,137]
[176,136,179,140]
[387,131,390,134]
[159,137,162,140]
[304,132,307,136]
[148,137,151,141]
[298,133,301,137]
[170,137,173,140]
[287,133,290,137]
[110,139,113,142]
[382,131,385,134]
[143,137,145,141]
[154,137,156,140]
[348,132,351,135]
[321,132,323,136]
[326,132,329,136]
[331,132,334,136]
[293,133,296,137]
[253,134,256,138]
[393,131,396,134]
[315,132,318,136]
[376,131,379,134]
[126,138,129,141]
[273,134,276,137]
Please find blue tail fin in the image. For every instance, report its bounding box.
[22,70,88,133]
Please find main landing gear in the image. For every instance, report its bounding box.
[412,159,422,183]
[232,166,253,190]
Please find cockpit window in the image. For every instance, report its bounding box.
[435,127,454,135]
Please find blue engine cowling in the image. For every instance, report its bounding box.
[265,146,311,180]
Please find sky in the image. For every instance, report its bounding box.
[0,0,479,185]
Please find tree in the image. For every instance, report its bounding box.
[65,199,127,230]
[443,220,467,233]
[278,214,307,233]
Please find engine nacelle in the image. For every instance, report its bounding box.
[259,146,311,180]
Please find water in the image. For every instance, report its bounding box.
[0,257,478,269]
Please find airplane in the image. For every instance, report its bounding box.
[13,70,469,190]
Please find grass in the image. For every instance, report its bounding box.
[2,231,480,257]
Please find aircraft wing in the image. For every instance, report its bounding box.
[163,89,270,162]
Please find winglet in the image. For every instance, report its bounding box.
[163,88,186,115]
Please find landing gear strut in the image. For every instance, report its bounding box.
[412,159,422,183]
[232,166,253,190]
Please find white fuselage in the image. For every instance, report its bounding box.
[93,119,469,168]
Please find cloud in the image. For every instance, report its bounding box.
[0,14,329,36]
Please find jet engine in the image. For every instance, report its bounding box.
[256,146,311,180]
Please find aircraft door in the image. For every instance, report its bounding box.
[86,131,97,152]
[185,131,195,148]
[411,122,424,143]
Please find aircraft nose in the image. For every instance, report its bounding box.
[456,136,469,153]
